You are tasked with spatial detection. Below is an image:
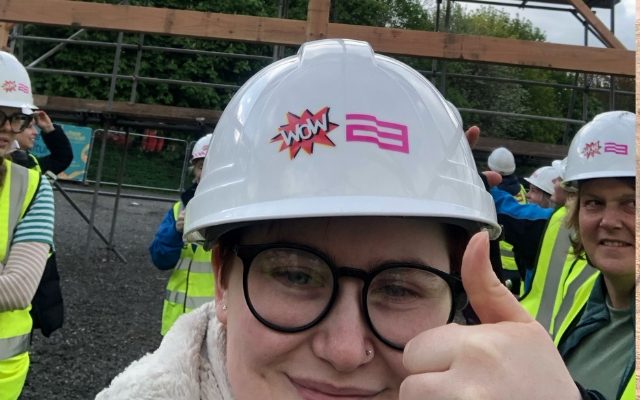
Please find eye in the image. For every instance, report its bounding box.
[622,199,636,212]
[270,266,326,287]
[581,198,602,210]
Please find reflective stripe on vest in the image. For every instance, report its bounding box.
[0,160,39,263]
[550,262,599,335]
[520,207,573,332]
[0,159,39,363]
[164,290,213,310]
[161,202,214,335]
[0,333,29,360]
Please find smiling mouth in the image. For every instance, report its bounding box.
[599,240,632,248]
[289,376,381,399]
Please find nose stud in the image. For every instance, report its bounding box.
[365,348,374,359]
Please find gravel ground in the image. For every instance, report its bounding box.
[20,182,178,399]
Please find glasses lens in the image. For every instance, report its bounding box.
[367,267,453,348]
[246,247,334,329]
[10,113,32,133]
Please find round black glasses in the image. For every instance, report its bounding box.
[0,110,33,133]
[233,242,467,350]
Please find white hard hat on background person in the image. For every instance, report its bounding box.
[184,39,501,245]
[563,110,636,189]
[551,158,567,180]
[487,147,516,175]
[524,166,560,196]
[191,133,213,162]
[0,50,37,114]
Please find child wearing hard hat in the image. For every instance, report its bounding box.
[148,133,214,335]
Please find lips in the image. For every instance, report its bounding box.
[289,376,382,399]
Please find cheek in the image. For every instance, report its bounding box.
[578,214,599,242]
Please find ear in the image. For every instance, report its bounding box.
[212,244,229,324]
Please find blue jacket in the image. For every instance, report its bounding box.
[490,187,554,277]
[149,207,184,270]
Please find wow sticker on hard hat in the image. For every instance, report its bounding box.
[271,107,338,159]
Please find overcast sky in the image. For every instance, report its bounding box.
[461,0,636,50]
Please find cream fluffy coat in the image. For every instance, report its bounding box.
[95,302,234,400]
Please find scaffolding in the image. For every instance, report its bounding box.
[0,0,632,261]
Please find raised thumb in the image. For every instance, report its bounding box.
[461,231,533,324]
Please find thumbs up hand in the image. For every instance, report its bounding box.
[400,231,581,400]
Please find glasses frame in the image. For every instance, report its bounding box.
[233,242,467,350]
[0,110,34,133]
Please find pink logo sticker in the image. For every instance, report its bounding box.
[2,80,16,93]
[17,82,30,94]
[345,114,409,154]
[603,141,627,155]
[581,140,601,159]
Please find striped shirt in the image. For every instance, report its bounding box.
[13,177,55,248]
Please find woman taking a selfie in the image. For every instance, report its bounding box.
[97,39,594,400]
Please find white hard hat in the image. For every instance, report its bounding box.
[487,147,516,175]
[563,110,636,189]
[184,39,500,244]
[445,100,463,129]
[0,51,37,114]
[551,158,567,180]
[191,133,212,162]
[524,166,560,196]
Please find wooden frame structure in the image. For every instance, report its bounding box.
[0,0,634,158]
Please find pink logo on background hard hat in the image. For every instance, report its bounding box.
[581,140,601,159]
[603,141,627,155]
[2,80,16,93]
[345,114,409,154]
[271,107,338,159]
[17,82,30,94]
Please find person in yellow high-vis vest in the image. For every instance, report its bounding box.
[549,110,636,399]
[0,50,56,400]
[149,133,215,335]
[10,110,71,339]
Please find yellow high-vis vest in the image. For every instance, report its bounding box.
[0,159,40,400]
[161,202,215,335]
[552,274,635,400]
[519,206,596,335]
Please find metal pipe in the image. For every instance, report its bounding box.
[418,69,633,95]
[26,29,86,68]
[457,107,585,124]
[107,130,130,248]
[14,35,273,61]
[130,34,144,104]
[85,29,125,252]
[47,173,127,262]
[26,67,241,90]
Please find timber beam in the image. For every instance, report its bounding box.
[0,0,633,76]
